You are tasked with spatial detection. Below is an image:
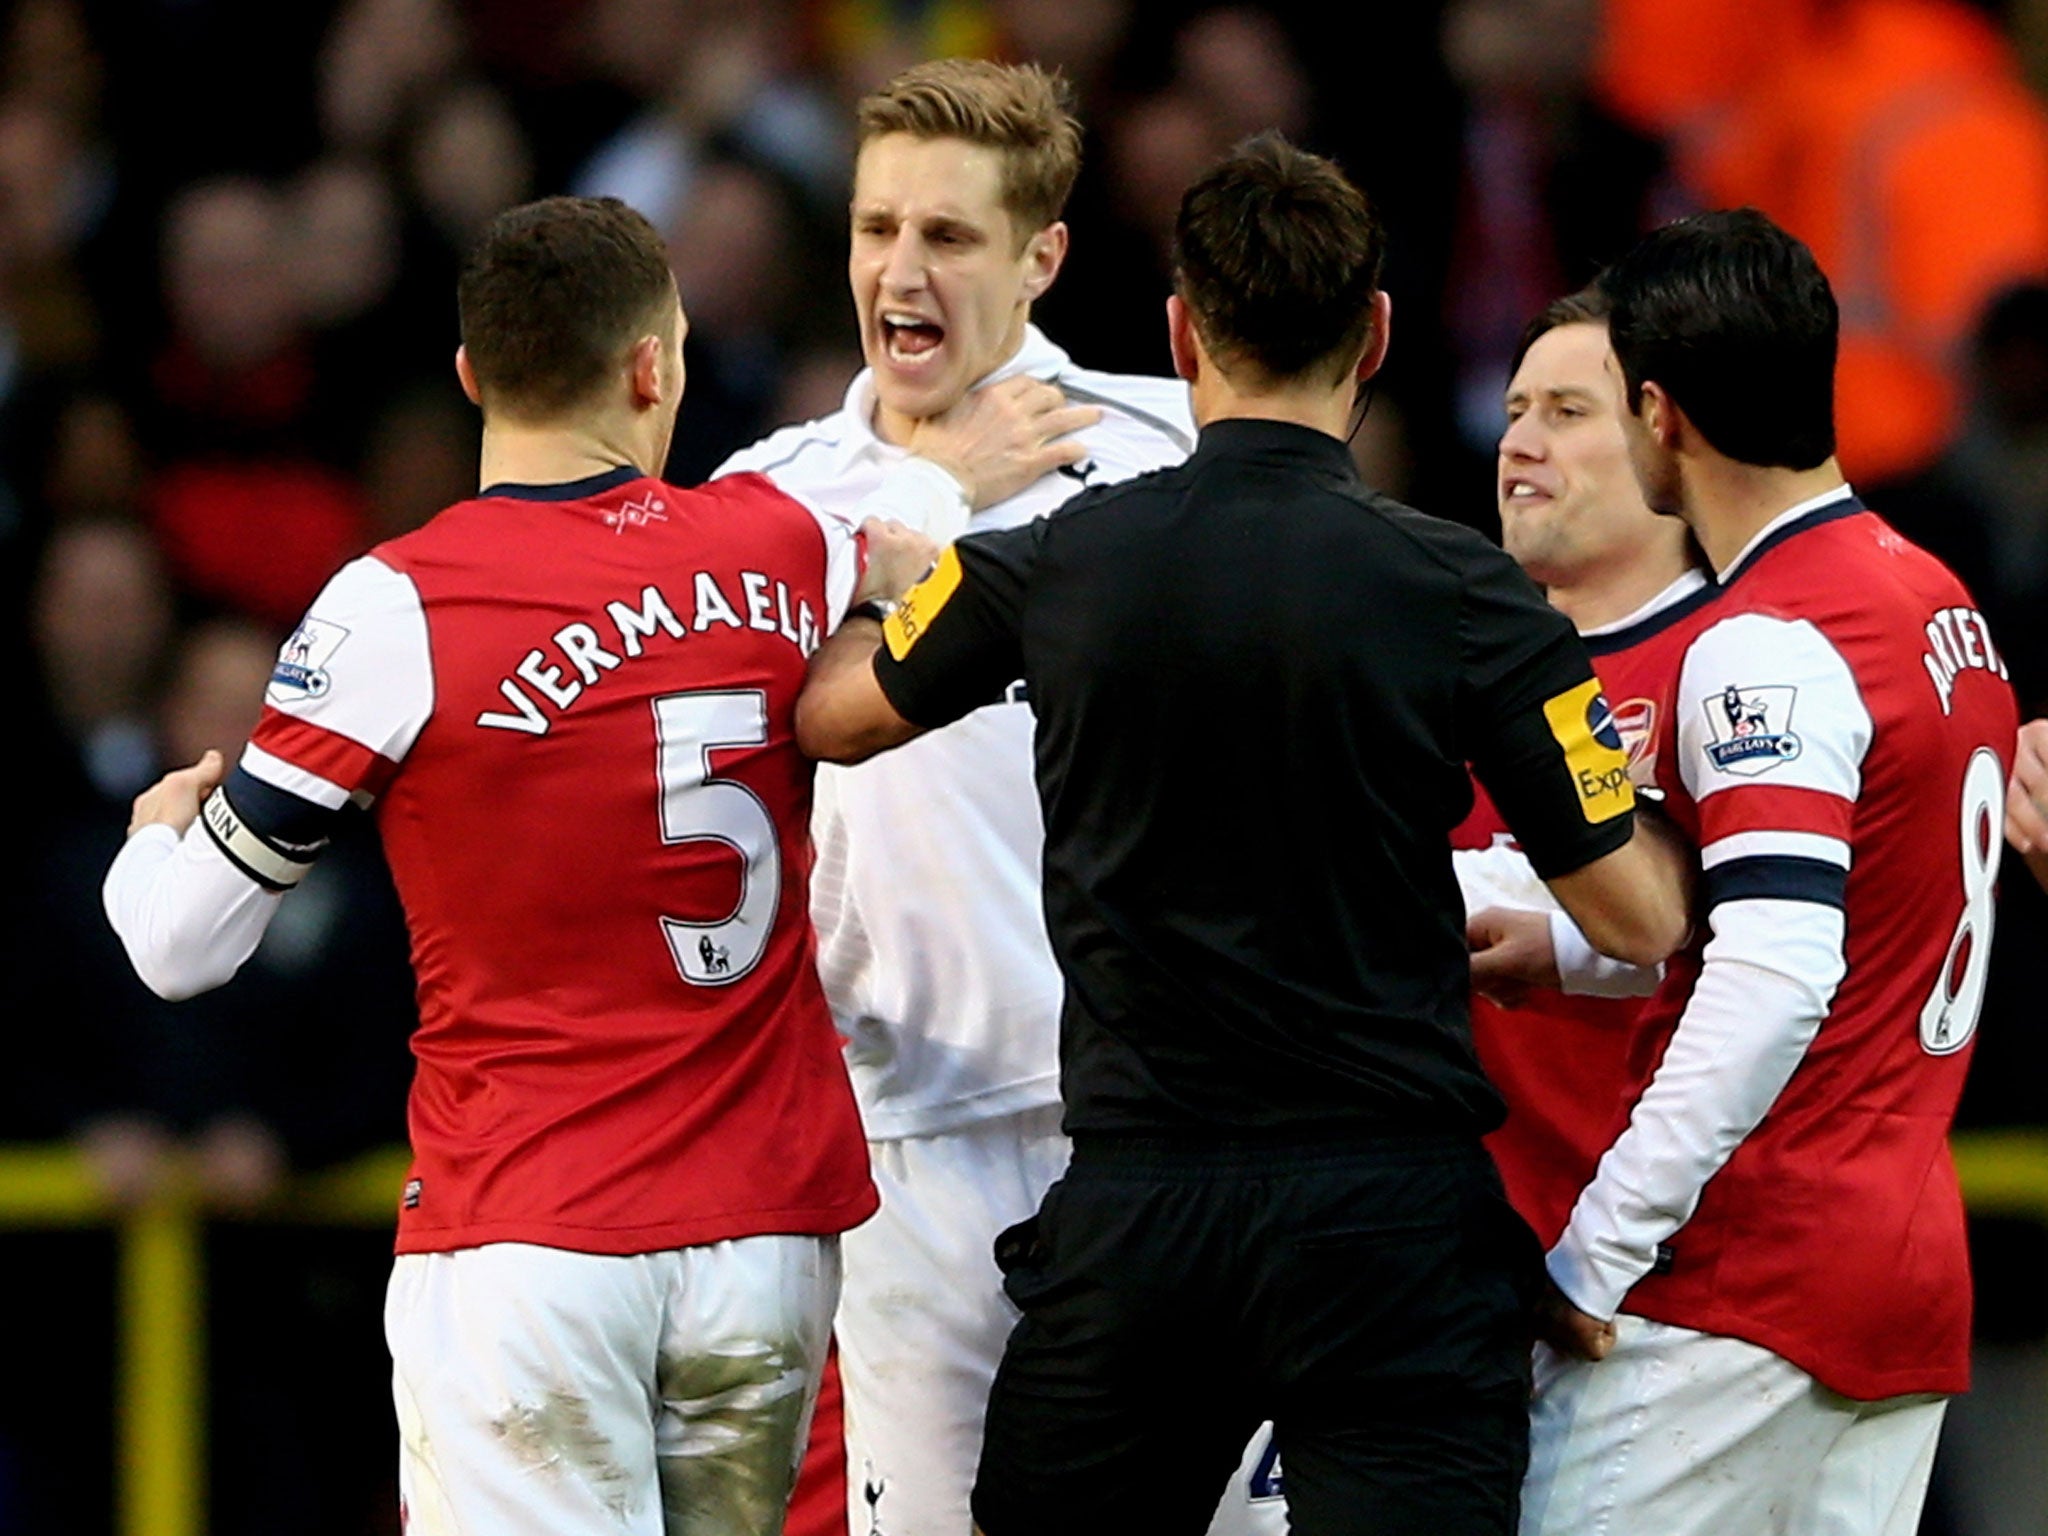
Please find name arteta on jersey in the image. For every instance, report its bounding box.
[1921,605,2007,717]
[476,573,821,735]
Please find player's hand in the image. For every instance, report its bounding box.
[907,376,1102,510]
[855,518,940,608]
[127,750,226,838]
[2005,719,2048,853]
[1535,1278,1617,1362]
[1467,906,1560,1005]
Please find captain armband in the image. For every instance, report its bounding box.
[200,787,327,891]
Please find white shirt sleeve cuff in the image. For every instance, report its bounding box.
[1550,909,1664,998]
[868,457,972,543]
[1545,1227,1632,1322]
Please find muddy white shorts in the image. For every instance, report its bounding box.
[1522,1315,1946,1536]
[386,1235,839,1536]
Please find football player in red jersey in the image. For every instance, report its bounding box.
[1496,210,2018,1536]
[102,195,1083,1536]
[1458,285,1717,1359]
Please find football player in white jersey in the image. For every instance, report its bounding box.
[716,59,1284,1536]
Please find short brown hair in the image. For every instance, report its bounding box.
[458,195,675,422]
[1172,134,1385,387]
[855,59,1083,238]
[1509,284,1611,375]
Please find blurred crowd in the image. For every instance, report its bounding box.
[5,0,2048,1532]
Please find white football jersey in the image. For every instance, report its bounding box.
[717,326,1196,1137]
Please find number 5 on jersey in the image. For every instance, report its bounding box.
[654,690,780,986]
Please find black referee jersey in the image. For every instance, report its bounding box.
[873,416,1634,1140]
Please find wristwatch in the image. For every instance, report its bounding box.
[847,596,901,625]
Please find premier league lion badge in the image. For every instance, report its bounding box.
[1702,683,1802,775]
[268,616,351,703]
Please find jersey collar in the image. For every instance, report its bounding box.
[1716,484,1862,585]
[1582,568,1716,656]
[479,464,645,502]
[1190,416,1358,476]
[836,324,1074,471]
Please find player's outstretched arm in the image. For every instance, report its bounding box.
[103,751,285,1000]
[797,617,923,764]
[2005,718,2048,892]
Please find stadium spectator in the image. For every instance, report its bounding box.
[1439,0,1677,462]
[139,176,371,627]
[1590,0,1816,145]
[1683,0,2048,486]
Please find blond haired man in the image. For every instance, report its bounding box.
[719,61,1283,1536]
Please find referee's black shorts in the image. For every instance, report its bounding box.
[970,1132,1542,1536]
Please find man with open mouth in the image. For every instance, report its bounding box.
[717,56,1284,1536]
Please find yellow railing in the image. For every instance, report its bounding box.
[1,1132,2044,1536]
[0,1143,411,1536]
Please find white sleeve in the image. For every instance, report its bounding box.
[246,555,432,806]
[1455,844,1661,997]
[1547,910,1665,998]
[1547,612,1867,1318]
[1548,897,1845,1316]
[1454,843,1557,914]
[103,823,284,1001]
[101,555,433,1001]
[785,459,971,628]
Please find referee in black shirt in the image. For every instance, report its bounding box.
[798,135,1691,1536]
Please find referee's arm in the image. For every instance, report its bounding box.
[797,613,923,763]
[798,532,1032,764]
[1461,551,1692,968]
[1541,805,1693,966]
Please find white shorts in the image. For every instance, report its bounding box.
[387,1235,839,1536]
[1522,1316,1946,1536]
[837,1105,1284,1536]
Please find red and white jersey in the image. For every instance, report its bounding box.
[1552,487,2017,1400]
[247,466,881,1255]
[1455,571,1718,1246]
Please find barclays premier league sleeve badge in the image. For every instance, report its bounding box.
[1702,683,1802,775]
[267,617,351,705]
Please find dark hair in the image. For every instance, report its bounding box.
[1599,208,1837,469]
[458,196,676,422]
[1510,285,1612,375]
[1172,133,1385,387]
[857,59,1083,240]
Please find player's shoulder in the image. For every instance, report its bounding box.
[1357,490,1524,579]
[1052,362,1197,467]
[1739,505,1969,618]
[713,408,859,494]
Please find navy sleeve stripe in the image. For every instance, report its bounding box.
[226,765,339,850]
[1701,854,1847,911]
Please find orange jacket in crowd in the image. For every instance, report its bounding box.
[1603,0,2048,485]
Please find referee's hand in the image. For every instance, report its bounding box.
[1536,1279,1616,1362]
